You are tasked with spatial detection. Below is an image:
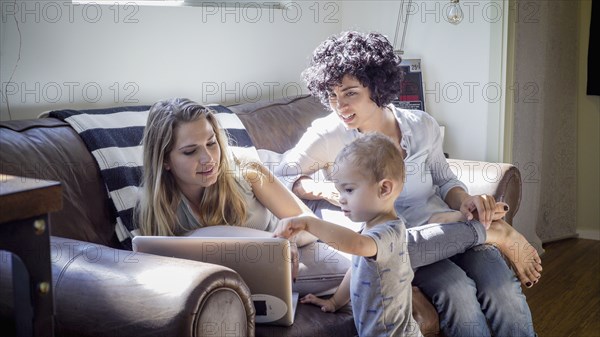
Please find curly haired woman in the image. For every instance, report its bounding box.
[275,31,541,337]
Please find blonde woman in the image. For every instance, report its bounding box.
[135,98,315,250]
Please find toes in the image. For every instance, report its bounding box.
[525,247,541,264]
[515,268,534,288]
[524,272,537,287]
[522,270,537,287]
[532,270,541,280]
[522,266,542,287]
[521,273,534,288]
[529,274,541,287]
[514,261,540,288]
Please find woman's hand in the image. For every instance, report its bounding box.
[292,178,341,207]
[472,201,510,223]
[459,194,497,229]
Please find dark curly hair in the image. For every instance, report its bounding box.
[302,31,403,108]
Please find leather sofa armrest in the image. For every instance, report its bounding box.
[1,236,255,337]
[447,159,522,224]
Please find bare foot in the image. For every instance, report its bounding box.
[485,219,542,288]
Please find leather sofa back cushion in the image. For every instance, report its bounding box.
[0,119,118,247]
[228,95,330,153]
[0,95,329,248]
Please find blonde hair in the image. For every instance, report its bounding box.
[335,133,405,184]
[136,98,247,236]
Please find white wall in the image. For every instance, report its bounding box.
[341,0,506,162]
[1,0,505,161]
[0,1,342,120]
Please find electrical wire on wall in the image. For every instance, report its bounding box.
[1,0,21,121]
[392,0,412,55]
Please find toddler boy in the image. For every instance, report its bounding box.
[275,133,422,337]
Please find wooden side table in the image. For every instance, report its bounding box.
[0,174,62,337]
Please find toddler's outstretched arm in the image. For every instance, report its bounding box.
[274,215,377,257]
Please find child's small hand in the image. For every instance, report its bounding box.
[273,216,311,239]
[274,216,313,282]
[300,293,337,313]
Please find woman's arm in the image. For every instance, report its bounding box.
[422,113,497,227]
[292,177,341,206]
[444,186,470,211]
[275,114,346,203]
[424,112,468,201]
[445,187,497,228]
[244,162,317,246]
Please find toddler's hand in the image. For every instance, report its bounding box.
[273,216,310,239]
[300,293,337,313]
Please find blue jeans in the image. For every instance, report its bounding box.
[309,200,535,336]
[413,245,536,337]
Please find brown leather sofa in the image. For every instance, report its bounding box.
[0,94,521,337]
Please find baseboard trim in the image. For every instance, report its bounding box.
[576,229,600,241]
[541,233,578,244]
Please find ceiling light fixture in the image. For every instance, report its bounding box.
[447,0,464,25]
